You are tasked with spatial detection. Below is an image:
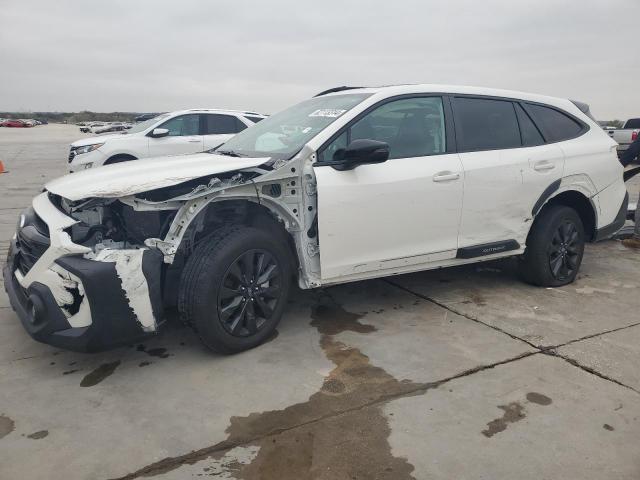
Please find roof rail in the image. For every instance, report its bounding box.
[314,86,364,97]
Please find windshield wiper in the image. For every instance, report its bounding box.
[215,149,247,157]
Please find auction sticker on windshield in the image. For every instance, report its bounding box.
[309,109,347,118]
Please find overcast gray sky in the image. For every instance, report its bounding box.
[1,0,638,119]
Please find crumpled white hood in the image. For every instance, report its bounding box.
[46,152,271,201]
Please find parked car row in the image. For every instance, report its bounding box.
[0,118,47,127]
[4,84,629,356]
[78,122,133,134]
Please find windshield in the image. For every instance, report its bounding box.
[126,114,169,134]
[215,93,372,159]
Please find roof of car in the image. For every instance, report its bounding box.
[317,84,577,111]
[172,109,267,117]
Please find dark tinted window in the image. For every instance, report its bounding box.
[244,115,265,123]
[525,104,583,142]
[625,118,640,129]
[453,98,520,151]
[515,104,544,146]
[321,97,446,161]
[158,114,200,136]
[204,114,243,135]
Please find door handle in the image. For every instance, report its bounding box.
[533,161,555,172]
[187,138,201,143]
[433,171,461,182]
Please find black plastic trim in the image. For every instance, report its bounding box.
[314,86,365,97]
[456,239,520,259]
[594,192,629,242]
[532,179,562,216]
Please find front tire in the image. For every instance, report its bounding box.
[178,226,292,354]
[518,205,585,287]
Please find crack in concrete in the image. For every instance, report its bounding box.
[385,279,540,349]
[386,278,640,396]
[107,307,539,480]
[542,350,640,395]
[545,321,640,351]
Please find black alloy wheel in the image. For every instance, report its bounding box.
[548,220,580,281]
[218,249,282,337]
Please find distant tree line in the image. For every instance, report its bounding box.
[599,120,624,128]
[0,111,143,123]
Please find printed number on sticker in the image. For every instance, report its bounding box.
[309,109,347,118]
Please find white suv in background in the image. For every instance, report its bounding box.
[68,109,266,172]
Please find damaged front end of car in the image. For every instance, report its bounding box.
[3,150,321,352]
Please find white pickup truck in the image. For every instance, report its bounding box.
[607,118,639,158]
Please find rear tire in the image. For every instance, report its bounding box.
[178,226,292,354]
[518,205,585,287]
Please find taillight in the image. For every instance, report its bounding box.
[632,130,638,142]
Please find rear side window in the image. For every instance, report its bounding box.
[244,115,265,124]
[203,114,245,135]
[525,104,583,142]
[515,104,544,146]
[453,97,521,151]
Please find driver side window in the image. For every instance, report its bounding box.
[320,97,446,162]
[158,114,200,137]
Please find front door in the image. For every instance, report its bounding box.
[148,114,203,157]
[314,96,464,282]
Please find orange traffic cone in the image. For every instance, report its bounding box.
[0,160,6,174]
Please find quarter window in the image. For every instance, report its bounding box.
[515,104,544,146]
[525,104,583,142]
[453,97,521,151]
[204,114,244,135]
[321,97,447,162]
[158,115,200,136]
[244,115,265,124]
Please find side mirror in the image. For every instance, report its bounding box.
[333,139,389,170]
[149,128,169,138]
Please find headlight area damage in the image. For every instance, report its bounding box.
[4,150,321,352]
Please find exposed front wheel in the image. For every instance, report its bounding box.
[178,226,292,354]
[518,205,585,287]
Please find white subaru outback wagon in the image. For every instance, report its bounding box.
[4,84,627,353]
[68,109,266,172]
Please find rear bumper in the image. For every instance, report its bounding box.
[4,240,163,352]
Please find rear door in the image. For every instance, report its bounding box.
[314,95,464,281]
[202,114,246,150]
[148,114,203,157]
[452,96,564,250]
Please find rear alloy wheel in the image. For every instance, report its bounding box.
[179,226,291,354]
[518,205,585,287]
[547,220,581,282]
